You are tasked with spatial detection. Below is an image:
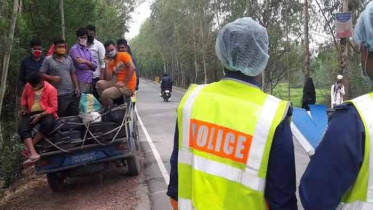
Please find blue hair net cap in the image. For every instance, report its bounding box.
[354,2,373,51]
[216,17,269,77]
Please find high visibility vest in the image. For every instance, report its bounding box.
[177,79,290,210]
[338,93,373,210]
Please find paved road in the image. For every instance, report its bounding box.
[136,79,310,210]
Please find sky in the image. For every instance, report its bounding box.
[125,0,153,40]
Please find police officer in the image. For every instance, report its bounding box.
[166,17,297,210]
[299,2,373,209]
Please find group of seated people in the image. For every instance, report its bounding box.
[18,24,137,168]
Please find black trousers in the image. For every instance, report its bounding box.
[58,93,79,117]
[18,113,55,142]
[92,77,100,101]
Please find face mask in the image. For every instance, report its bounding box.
[79,38,87,46]
[361,48,373,86]
[32,49,42,58]
[32,82,43,90]
[56,48,66,55]
[108,50,117,58]
[88,36,94,44]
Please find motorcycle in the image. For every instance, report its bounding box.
[162,90,171,102]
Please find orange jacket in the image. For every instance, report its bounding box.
[21,81,58,118]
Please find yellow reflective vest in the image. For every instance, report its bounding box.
[177,79,290,210]
[338,93,373,210]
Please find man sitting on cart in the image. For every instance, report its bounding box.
[96,40,137,108]
[18,72,58,168]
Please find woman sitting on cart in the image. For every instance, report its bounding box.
[18,72,58,168]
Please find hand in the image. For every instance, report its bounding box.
[115,81,125,88]
[51,76,62,84]
[170,198,178,210]
[104,57,111,65]
[18,110,26,117]
[30,114,42,125]
[75,88,81,97]
[77,56,88,64]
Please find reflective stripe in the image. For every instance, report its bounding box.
[179,90,280,192]
[352,94,373,202]
[179,149,266,191]
[179,198,194,210]
[338,201,373,210]
[247,95,281,171]
[290,122,315,156]
[182,85,206,149]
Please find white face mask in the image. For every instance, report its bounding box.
[79,38,87,47]
[362,48,373,86]
[108,50,117,58]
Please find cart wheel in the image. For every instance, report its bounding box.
[127,151,140,176]
[47,172,64,192]
[165,98,169,102]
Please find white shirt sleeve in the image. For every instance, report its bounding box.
[98,41,106,69]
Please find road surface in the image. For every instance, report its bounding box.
[0,78,310,210]
[136,79,310,210]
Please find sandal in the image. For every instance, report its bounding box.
[23,155,41,169]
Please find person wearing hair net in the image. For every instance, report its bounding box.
[299,2,373,210]
[166,17,297,210]
[331,74,345,108]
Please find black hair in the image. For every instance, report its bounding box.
[30,37,42,48]
[117,38,133,55]
[53,37,66,46]
[86,24,96,32]
[27,72,42,85]
[76,27,88,37]
[104,40,116,48]
[116,38,128,47]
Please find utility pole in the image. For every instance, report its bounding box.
[303,0,311,82]
[60,0,66,40]
[340,0,350,98]
[0,0,19,118]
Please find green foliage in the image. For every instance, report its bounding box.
[0,144,23,188]
[273,83,329,107]
[0,0,134,188]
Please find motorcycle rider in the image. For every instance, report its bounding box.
[160,73,172,96]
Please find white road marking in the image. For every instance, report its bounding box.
[136,107,170,185]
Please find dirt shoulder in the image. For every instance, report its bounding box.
[0,153,150,210]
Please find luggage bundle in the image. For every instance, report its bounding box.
[35,104,129,154]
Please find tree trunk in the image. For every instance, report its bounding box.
[200,9,208,84]
[303,0,310,82]
[192,15,199,83]
[0,0,19,119]
[60,0,66,40]
[341,0,350,98]
[163,60,167,74]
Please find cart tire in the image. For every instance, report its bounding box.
[127,153,140,176]
[47,173,64,192]
[133,117,140,151]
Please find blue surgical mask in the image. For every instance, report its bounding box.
[108,50,117,58]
